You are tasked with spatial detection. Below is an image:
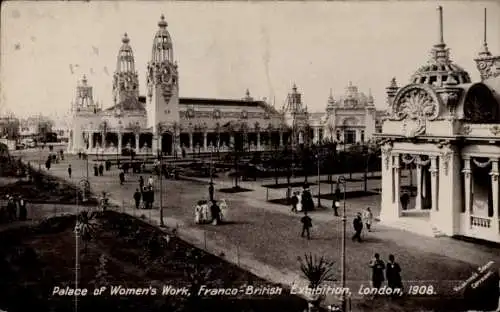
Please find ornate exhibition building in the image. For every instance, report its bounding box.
[378,7,500,243]
[67,15,384,156]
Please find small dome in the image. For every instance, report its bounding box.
[151,14,173,62]
[410,6,471,86]
[411,60,471,85]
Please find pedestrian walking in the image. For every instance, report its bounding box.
[133,189,142,209]
[386,254,403,292]
[208,182,214,201]
[210,200,221,225]
[369,253,386,289]
[149,186,155,209]
[332,200,339,217]
[142,186,149,209]
[363,207,373,232]
[94,164,99,176]
[400,192,410,210]
[148,176,154,187]
[301,186,314,212]
[291,191,298,213]
[99,163,104,176]
[67,164,72,178]
[18,196,27,221]
[119,170,125,185]
[78,152,82,159]
[7,196,16,221]
[139,176,144,190]
[300,211,312,240]
[352,212,363,242]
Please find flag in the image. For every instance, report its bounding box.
[69,64,74,74]
[103,66,109,75]
[92,46,99,55]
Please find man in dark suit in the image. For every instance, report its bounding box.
[133,189,142,209]
[300,211,312,240]
[386,254,403,291]
[208,182,214,201]
[352,213,363,242]
[369,253,386,289]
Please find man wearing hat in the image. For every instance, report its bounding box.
[208,182,214,201]
[352,212,363,242]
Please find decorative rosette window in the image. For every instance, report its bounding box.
[391,85,441,137]
[241,110,248,119]
[186,108,195,119]
[213,109,221,119]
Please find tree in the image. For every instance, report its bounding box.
[298,253,336,312]
[76,210,98,253]
[1,118,20,140]
[37,119,53,143]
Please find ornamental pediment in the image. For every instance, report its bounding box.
[390,84,442,137]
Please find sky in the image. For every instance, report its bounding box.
[1,1,500,122]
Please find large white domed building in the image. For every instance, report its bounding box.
[67,15,385,157]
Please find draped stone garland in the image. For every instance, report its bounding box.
[401,154,416,165]
[472,158,491,168]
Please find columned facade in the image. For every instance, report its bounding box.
[377,6,500,243]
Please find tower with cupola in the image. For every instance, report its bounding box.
[112,33,140,111]
[146,14,180,154]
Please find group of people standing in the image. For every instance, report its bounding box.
[290,185,314,213]
[0,195,27,223]
[352,207,373,242]
[133,176,156,209]
[369,253,403,293]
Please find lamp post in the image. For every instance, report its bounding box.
[156,123,165,227]
[209,145,214,183]
[337,175,347,312]
[316,152,321,208]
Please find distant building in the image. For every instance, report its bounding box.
[68,15,385,156]
[283,82,386,146]
[68,16,284,156]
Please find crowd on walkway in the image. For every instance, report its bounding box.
[0,195,28,223]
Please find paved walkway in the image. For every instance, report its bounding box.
[16,151,500,311]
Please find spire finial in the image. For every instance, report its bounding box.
[484,8,487,45]
[158,14,168,28]
[437,6,444,46]
[122,33,129,44]
[292,83,297,91]
[329,88,333,98]
[82,75,87,84]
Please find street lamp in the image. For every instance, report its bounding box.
[156,123,165,227]
[209,145,214,183]
[316,152,322,208]
[337,175,347,312]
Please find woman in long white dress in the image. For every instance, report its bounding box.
[296,193,303,212]
[194,204,202,224]
[218,199,228,222]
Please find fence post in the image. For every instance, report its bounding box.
[237,245,240,267]
[266,187,269,201]
[204,230,207,250]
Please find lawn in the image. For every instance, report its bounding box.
[262,181,316,189]
[315,190,379,200]
[0,211,310,312]
[0,167,98,206]
[218,187,253,193]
